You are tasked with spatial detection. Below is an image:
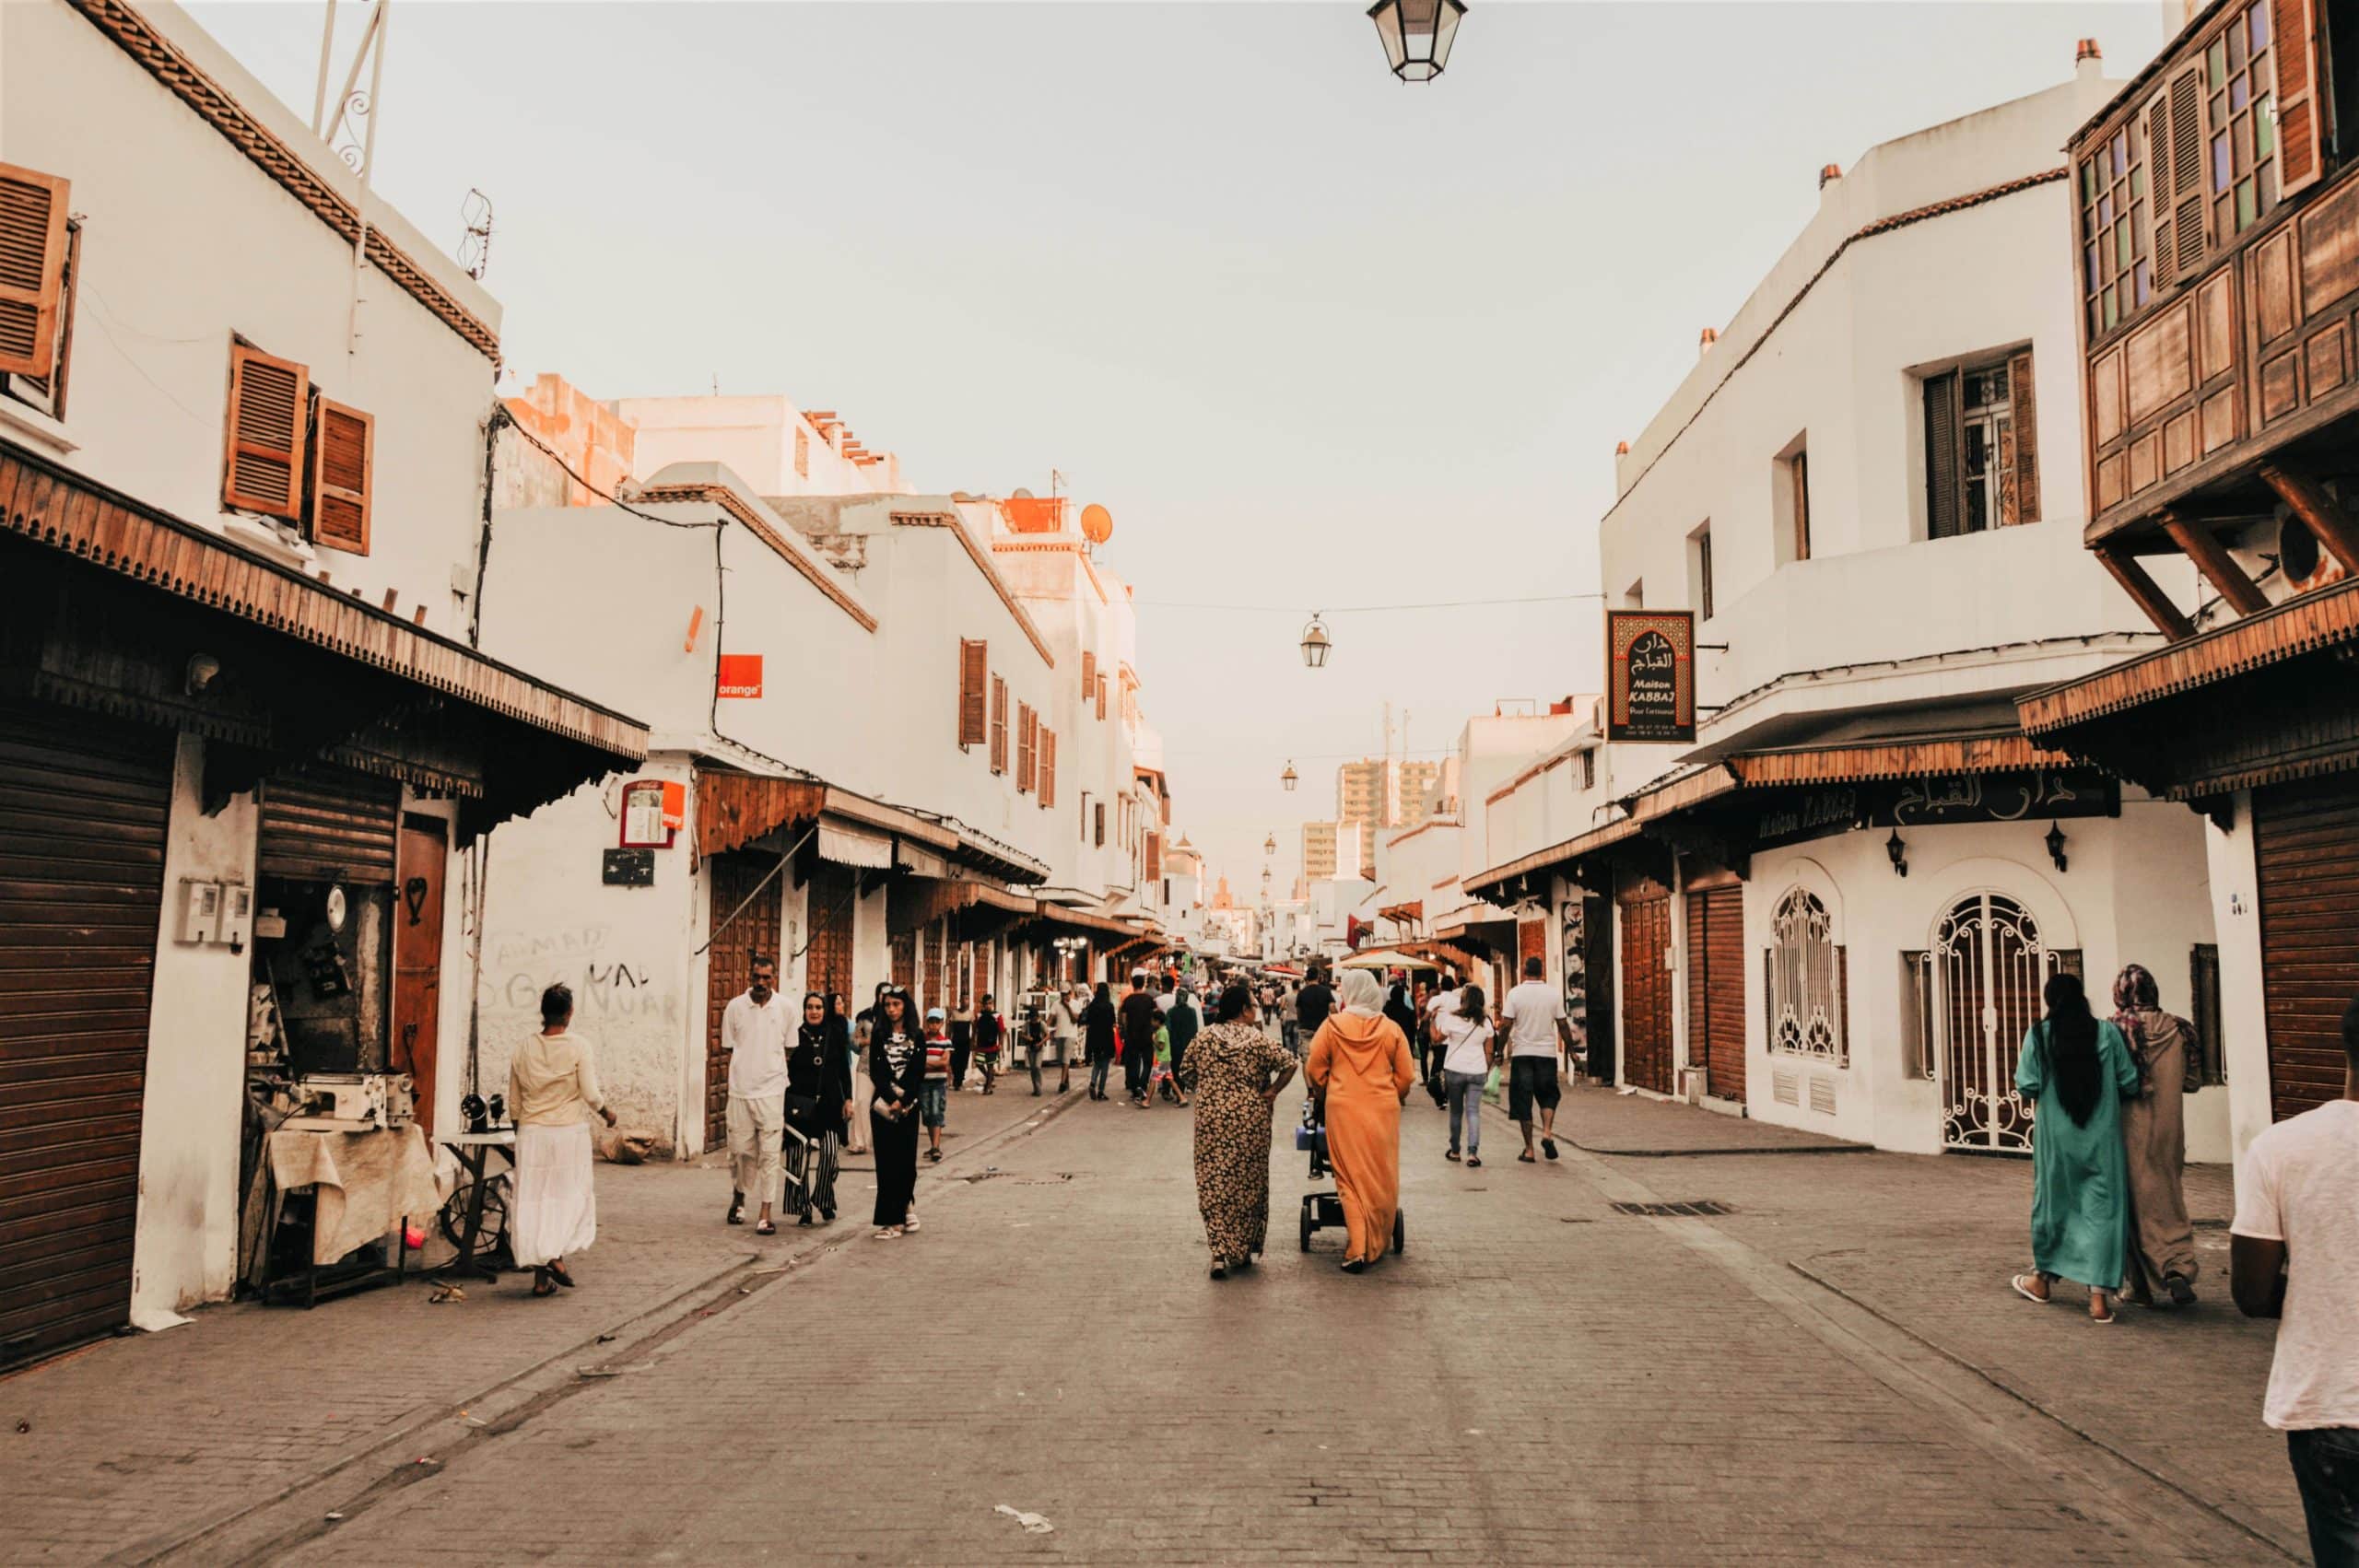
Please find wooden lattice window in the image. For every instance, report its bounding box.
[2205,3,2283,240]
[2079,112,2153,339]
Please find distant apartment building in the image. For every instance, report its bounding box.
[1333,755,1448,829]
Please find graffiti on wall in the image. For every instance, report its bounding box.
[478,922,683,1152]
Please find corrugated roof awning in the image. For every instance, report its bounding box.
[0,442,644,759]
[2020,579,2359,734]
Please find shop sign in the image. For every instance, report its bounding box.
[1606,611,1695,743]
[1749,769,2118,851]
[620,778,685,848]
[716,653,764,699]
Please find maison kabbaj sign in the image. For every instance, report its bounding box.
[1607,611,1696,743]
[1750,767,2120,851]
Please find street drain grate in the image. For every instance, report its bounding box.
[1609,1199,1732,1217]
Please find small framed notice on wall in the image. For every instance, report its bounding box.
[620,779,685,848]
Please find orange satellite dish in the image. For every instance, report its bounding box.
[1079,503,1113,544]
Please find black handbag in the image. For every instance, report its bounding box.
[783,1094,827,1138]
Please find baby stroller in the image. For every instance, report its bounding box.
[1296,1088,1405,1256]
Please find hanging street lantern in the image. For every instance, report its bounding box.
[1367,0,1466,83]
[1264,834,1277,857]
[1300,614,1332,669]
[1281,761,1298,792]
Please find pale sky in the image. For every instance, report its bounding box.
[191,0,2165,895]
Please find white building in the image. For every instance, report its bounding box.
[0,0,645,1356]
[1472,47,2231,1162]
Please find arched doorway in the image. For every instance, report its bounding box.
[1932,890,2055,1153]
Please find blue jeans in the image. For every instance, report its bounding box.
[2291,1428,2359,1568]
[1445,1071,1485,1156]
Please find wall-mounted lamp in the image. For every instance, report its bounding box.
[1885,829,1908,879]
[185,651,223,696]
[2045,821,2069,874]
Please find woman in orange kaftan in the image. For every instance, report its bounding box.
[1305,967,1417,1273]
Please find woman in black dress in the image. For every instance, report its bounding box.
[785,992,854,1225]
[866,989,924,1238]
[1084,982,1119,1101]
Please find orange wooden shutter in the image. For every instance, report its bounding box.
[2005,349,2038,524]
[1016,703,1037,793]
[1082,649,1096,702]
[990,676,1008,774]
[2145,92,2177,288]
[958,639,989,748]
[1144,832,1162,883]
[1039,728,1057,808]
[2276,0,2326,196]
[0,164,69,380]
[1096,674,1108,721]
[223,344,309,521]
[2167,68,2207,275]
[309,397,375,553]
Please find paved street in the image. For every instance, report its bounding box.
[2,1081,2304,1565]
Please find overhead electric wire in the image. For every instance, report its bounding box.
[1131,591,1608,614]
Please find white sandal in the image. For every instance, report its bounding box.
[873,1226,902,1240]
[2011,1273,2051,1304]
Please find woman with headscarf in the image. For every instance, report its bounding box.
[1305,967,1417,1273]
[1180,982,1299,1279]
[866,989,925,1239]
[1383,977,1419,1048]
[2110,963,2201,1306]
[784,992,853,1225]
[1084,981,1119,1101]
[2010,971,2141,1323]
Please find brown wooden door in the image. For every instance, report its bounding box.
[804,863,854,1002]
[1684,883,1746,1102]
[704,855,781,1149]
[2254,775,2359,1119]
[0,704,171,1368]
[1618,883,1673,1094]
[392,815,446,1140]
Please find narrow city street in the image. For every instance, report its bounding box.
[5,1084,2302,1566]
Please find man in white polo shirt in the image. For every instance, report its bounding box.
[1500,955,1575,1164]
[2232,995,2359,1565]
[722,954,792,1235]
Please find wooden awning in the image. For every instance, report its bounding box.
[2021,579,2359,734]
[1726,733,2079,787]
[887,878,1039,936]
[1465,815,1639,898]
[696,771,826,860]
[0,443,644,758]
[1377,899,1424,925]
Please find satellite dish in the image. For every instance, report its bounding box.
[1011,487,1035,500]
[1080,503,1113,544]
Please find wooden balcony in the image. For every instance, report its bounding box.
[2070,0,2359,637]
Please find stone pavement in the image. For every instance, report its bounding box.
[60,1077,2283,1566]
[0,1079,1061,1565]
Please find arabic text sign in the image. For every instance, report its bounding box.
[1606,610,1696,743]
[1749,769,2118,850]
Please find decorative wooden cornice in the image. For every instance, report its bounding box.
[65,0,499,362]
[637,482,877,633]
[890,511,1056,669]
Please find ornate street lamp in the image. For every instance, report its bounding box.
[1281,761,1298,792]
[1300,614,1332,669]
[1367,0,1466,83]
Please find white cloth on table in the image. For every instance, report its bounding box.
[726,1093,783,1208]
[266,1124,440,1265]
[511,1120,598,1267]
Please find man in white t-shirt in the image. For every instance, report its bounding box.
[2232,995,2359,1565]
[722,954,791,1235]
[1499,955,1575,1164]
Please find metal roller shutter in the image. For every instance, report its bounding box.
[256,767,400,886]
[0,704,172,1368]
[2254,774,2359,1119]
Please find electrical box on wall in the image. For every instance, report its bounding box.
[218,883,253,952]
[177,879,222,943]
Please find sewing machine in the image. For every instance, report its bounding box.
[281,1072,415,1133]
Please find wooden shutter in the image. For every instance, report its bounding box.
[1039,728,1056,808]
[2147,92,2177,288]
[0,165,69,380]
[1095,802,1106,847]
[308,397,374,553]
[1016,703,1037,793]
[1791,450,1811,560]
[957,639,988,749]
[1144,831,1162,884]
[2275,0,2326,197]
[1924,369,1962,538]
[1096,674,1108,721]
[2005,349,2039,524]
[223,344,309,521]
[2253,774,2359,1118]
[1081,649,1096,703]
[2169,68,2208,275]
[989,675,1008,774]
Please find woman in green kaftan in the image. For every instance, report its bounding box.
[2010,971,2142,1324]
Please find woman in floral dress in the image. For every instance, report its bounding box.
[1180,982,1298,1279]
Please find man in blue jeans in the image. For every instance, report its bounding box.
[2233,995,2359,1566]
